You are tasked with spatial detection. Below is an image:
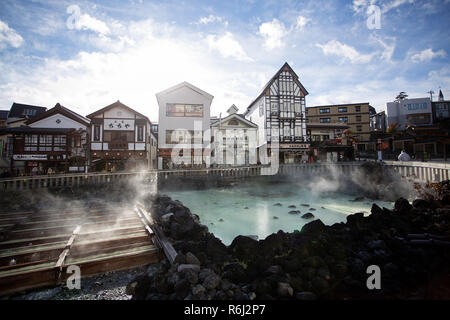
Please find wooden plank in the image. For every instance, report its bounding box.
[136,204,177,265]
[0,266,57,296]
[0,235,69,250]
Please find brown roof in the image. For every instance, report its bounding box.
[26,103,90,127]
[86,100,151,123]
[245,62,309,115]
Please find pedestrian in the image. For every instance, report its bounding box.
[398,149,411,161]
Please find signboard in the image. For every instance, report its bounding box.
[13,154,47,161]
[104,119,135,131]
[279,143,310,149]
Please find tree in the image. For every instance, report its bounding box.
[395,92,408,101]
[386,122,399,134]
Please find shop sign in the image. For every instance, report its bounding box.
[13,154,47,160]
[280,143,310,149]
[104,119,134,131]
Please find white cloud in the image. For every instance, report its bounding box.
[316,40,373,64]
[259,19,287,50]
[371,35,396,62]
[411,48,446,62]
[352,0,377,14]
[295,15,310,30]
[196,15,228,27]
[75,13,111,35]
[0,20,24,50]
[352,0,414,14]
[206,32,252,61]
[381,0,414,13]
[0,19,261,121]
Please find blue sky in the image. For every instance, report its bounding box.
[0,0,449,121]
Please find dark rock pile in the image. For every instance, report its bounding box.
[127,182,450,300]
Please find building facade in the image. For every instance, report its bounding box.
[4,126,83,176]
[306,103,373,151]
[306,123,353,162]
[210,105,258,167]
[370,110,387,132]
[244,62,309,164]
[25,103,91,173]
[156,82,213,169]
[386,97,432,129]
[87,101,156,171]
[1,103,47,171]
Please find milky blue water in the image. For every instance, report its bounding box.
[167,181,393,245]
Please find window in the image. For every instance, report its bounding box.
[406,103,427,111]
[166,104,203,117]
[271,103,278,113]
[338,107,347,112]
[294,102,301,113]
[39,135,52,151]
[320,118,331,123]
[356,115,362,122]
[319,108,330,114]
[356,125,362,132]
[137,126,144,142]
[294,126,302,137]
[355,106,361,112]
[259,104,264,117]
[24,135,38,151]
[23,109,37,117]
[54,135,67,151]
[283,124,290,137]
[94,125,101,141]
[165,130,203,144]
[338,117,348,123]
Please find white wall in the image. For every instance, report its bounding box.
[157,84,212,149]
[245,96,266,148]
[29,113,87,131]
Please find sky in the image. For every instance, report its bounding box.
[0,0,449,121]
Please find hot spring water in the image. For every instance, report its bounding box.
[167,181,393,245]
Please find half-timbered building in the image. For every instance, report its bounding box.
[244,62,309,164]
[87,101,156,171]
[245,63,309,163]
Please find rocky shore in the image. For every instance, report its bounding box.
[126,181,450,300]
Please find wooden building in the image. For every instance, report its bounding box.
[1,103,47,171]
[3,126,82,176]
[244,62,309,164]
[87,101,156,171]
[25,103,90,172]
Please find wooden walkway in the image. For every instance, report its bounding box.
[0,205,165,296]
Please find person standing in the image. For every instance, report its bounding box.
[398,149,411,161]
